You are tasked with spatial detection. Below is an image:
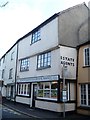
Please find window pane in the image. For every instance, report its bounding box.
[27,84,30,95]
[81,84,86,105]
[51,82,58,99]
[44,82,50,89]
[21,84,23,94]
[38,90,43,97]
[44,90,50,98]
[24,84,26,94]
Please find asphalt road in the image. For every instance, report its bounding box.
[1,105,32,120]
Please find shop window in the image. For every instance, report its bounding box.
[17,83,30,96]
[37,81,58,100]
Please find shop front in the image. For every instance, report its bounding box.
[17,74,76,112]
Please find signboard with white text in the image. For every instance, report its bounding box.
[60,46,77,79]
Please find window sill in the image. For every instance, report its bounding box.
[16,94,30,98]
[36,97,58,103]
[20,69,29,72]
[77,106,90,110]
[37,66,51,70]
[9,77,12,79]
[83,65,90,68]
[30,39,41,45]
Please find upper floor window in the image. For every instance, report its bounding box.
[31,29,41,44]
[2,69,5,79]
[20,58,29,72]
[9,68,13,79]
[3,56,5,63]
[84,47,90,66]
[37,52,51,69]
[0,59,1,66]
[11,52,14,60]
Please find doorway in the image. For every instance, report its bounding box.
[11,86,13,99]
[32,84,37,107]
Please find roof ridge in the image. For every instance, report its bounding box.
[59,2,87,16]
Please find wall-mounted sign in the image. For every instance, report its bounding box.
[17,75,59,83]
[62,90,67,102]
[61,56,75,66]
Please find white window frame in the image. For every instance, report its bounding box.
[37,52,51,69]
[83,47,90,66]
[37,81,58,100]
[17,83,30,96]
[31,29,41,44]
[80,84,90,107]
[20,58,29,72]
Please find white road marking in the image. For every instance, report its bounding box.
[3,106,21,115]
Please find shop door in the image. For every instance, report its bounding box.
[32,84,37,107]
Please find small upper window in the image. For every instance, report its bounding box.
[11,52,14,60]
[31,29,41,44]
[3,56,5,63]
[9,68,13,79]
[84,47,90,66]
[0,59,1,66]
[20,58,29,72]
[2,69,5,79]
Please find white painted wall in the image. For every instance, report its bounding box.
[18,48,61,79]
[18,45,77,80]
[4,45,17,85]
[18,17,58,59]
[36,100,75,112]
[16,96,30,105]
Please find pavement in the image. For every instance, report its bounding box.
[2,97,90,120]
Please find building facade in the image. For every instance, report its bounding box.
[0,3,89,113]
[16,3,87,112]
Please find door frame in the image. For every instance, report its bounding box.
[31,83,37,108]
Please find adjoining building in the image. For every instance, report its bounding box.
[0,44,18,101]
[77,19,90,115]
[0,2,89,114]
